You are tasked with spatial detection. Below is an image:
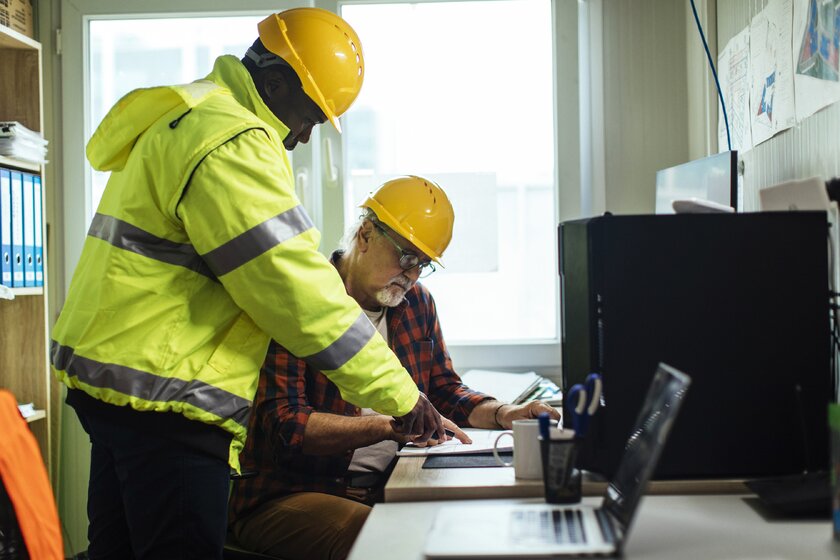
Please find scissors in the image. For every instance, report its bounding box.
[566,373,602,438]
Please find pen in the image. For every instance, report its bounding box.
[444,429,455,438]
[538,412,550,440]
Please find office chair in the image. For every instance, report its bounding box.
[0,390,63,559]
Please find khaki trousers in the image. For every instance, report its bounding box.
[232,492,371,560]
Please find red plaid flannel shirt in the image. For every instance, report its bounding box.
[229,278,491,523]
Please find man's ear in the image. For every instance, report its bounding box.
[262,68,292,102]
[358,221,374,253]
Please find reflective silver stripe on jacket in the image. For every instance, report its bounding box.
[201,205,314,277]
[88,213,216,280]
[301,312,376,371]
[51,341,251,428]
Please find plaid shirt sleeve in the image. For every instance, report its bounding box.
[392,284,492,426]
[253,340,316,458]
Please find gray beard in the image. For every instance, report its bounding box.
[375,285,406,307]
[375,277,411,307]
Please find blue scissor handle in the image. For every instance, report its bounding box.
[568,373,603,438]
[584,373,603,416]
[566,384,587,437]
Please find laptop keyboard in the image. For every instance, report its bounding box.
[510,509,588,545]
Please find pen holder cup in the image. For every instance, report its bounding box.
[539,433,581,505]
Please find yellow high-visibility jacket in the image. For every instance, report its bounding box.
[51,55,419,469]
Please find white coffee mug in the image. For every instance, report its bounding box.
[492,418,543,479]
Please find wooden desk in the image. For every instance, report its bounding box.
[384,456,543,502]
[349,495,836,560]
[385,456,749,502]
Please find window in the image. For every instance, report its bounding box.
[87,16,262,213]
[340,0,558,345]
[62,0,569,368]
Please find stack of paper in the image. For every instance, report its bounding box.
[0,121,48,164]
[460,369,543,404]
[17,402,35,419]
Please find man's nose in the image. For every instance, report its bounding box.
[404,266,421,282]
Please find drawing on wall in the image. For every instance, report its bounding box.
[756,71,777,122]
[793,0,840,121]
[796,0,840,81]
[718,26,753,153]
[750,0,796,146]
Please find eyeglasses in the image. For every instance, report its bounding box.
[372,222,437,278]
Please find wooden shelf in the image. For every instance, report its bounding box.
[0,155,42,173]
[0,25,39,51]
[9,287,45,296]
[0,25,51,480]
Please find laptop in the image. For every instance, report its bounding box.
[423,362,691,558]
[758,176,834,212]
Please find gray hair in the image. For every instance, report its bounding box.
[338,208,378,254]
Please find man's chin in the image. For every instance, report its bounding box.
[376,286,407,307]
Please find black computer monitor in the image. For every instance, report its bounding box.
[655,150,738,213]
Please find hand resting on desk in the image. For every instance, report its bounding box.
[482,400,562,430]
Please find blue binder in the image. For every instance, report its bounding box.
[9,170,23,287]
[22,172,35,287]
[33,175,43,287]
[0,167,10,287]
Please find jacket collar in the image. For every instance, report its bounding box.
[206,55,291,142]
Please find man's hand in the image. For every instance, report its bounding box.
[406,417,473,448]
[497,400,561,429]
[391,393,445,443]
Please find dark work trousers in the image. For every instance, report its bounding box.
[75,407,230,560]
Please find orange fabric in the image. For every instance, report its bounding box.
[0,390,63,559]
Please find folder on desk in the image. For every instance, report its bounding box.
[396,429,512,457]
[22,172,35,287]
[0,167,11,287]
[33,174,42,287]
[9,169,24,287]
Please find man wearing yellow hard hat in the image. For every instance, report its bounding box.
[228,176,561,560]
[51,9,445,558]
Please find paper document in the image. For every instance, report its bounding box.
[0,121,48,164]
[460,369,542,405]
[397,429,512,456]
[17,402,35,418]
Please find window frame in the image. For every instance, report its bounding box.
[60,0,579,373]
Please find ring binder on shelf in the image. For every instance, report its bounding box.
[22,172,34,287]
[9,169,23,288]
[33,174,42,287]
[0,167,11,286]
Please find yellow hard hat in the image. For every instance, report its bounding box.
[258,8,364,133]
[361,176,455,264]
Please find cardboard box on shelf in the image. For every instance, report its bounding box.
[0,0,34,40]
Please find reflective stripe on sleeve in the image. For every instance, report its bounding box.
[201,205,314,277]
[301,312,377,371]
[88,213,216,280]
[51,341,251,428]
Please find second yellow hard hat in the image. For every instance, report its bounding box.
[361,176,455,264]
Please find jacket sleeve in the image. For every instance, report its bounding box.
[178,129,419,417]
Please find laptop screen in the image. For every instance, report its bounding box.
[602,363,692,532]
